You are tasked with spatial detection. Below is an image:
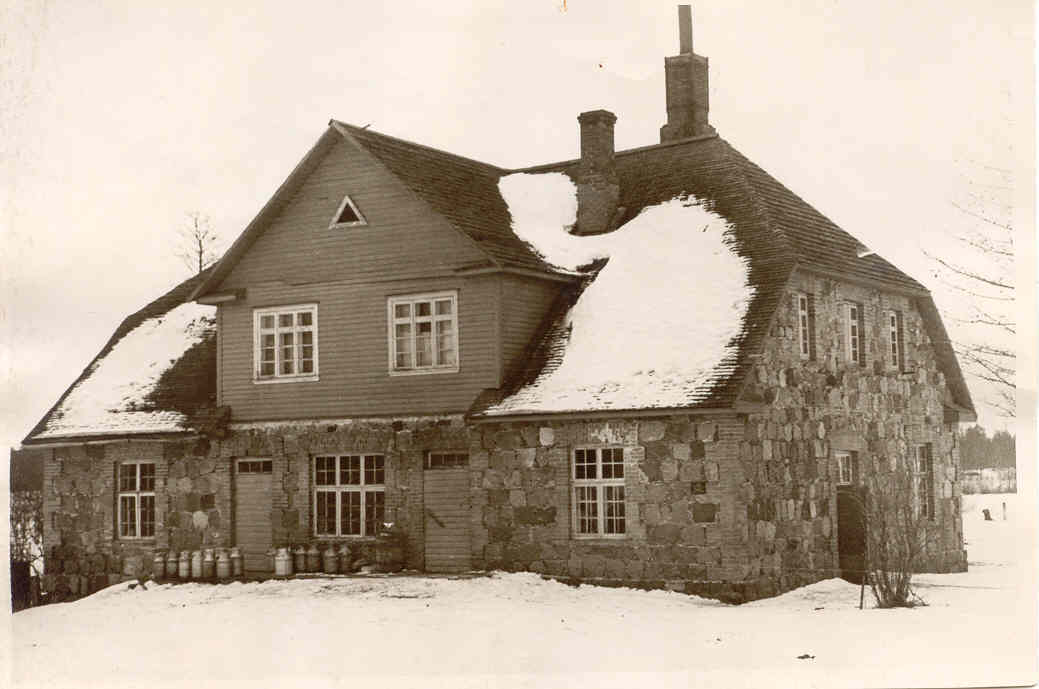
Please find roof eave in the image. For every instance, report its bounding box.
[468,401,765,424]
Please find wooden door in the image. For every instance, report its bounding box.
[423,465,471,573]
[837,485,867,584]
[234,459,273,573]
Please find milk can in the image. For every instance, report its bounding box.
[216,549,231,580]
[178,550,190,578]
[202,549,215,579]
[338,543,353,572]
[293,545,306,572]
[153,551,167,578]
[166,550,179,578]
[190,550,203,579]
[275,547,293,576]
[322,545,338,574]
[229,547,243,577]
[305,544,321,572]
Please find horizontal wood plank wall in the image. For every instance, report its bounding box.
[220,275,500,420]
[500,273,561,376]
[216,136,489,292]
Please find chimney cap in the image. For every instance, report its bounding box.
[577,109,618,126]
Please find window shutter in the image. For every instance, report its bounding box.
[856,305,866,367]
[112,462,119,540]
[807,294,817,361]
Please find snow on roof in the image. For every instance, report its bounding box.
[35,302,216,439]
[484,172,753,415]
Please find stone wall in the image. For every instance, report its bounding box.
[738,272,967,577]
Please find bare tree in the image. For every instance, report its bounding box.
[928,162,1015,417]
[177,212,221,275]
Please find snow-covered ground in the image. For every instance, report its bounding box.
[8,493,1037,689]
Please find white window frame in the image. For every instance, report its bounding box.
[118,462,156,539]
[313,455,386,538]
[846,303,862,365]
[572,447,627,539]
[797,293,811,359]
[835,451,853,486]
[387,291,460,376]
[253,303,319,384]
[888,310,903,371]
[914,444,935,520]
[327,194,367,229]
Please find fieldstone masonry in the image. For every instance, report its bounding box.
[28,272,966,603]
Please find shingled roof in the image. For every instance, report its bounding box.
[470,132,973,418]
[23,271,217,444]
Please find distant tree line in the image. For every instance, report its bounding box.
[958,426,1015,470]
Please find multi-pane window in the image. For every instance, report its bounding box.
[846,303,865,366]
[237,459,273,474]
[388,292,459,374]
[572,448,626,537]
[796,293,814,359]
[914,444,935,520]
[425,452,469,470]
[118,462,155,539]
[314,455,385,537]
[835,451,857,486]
[254,304,318,381]
[888,310,905,371]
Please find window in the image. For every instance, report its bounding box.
[425,452,469,470]
[328,195,367,228]
[118,462,155,539]
[388,292,459,374]
[572,448,626,537]
[914,444,935,520]
[237,459,273,474]
[796,293,815,359]
[835,451,857,486]
[888,310,905,371]
[314,455,385,537]
[254,304,318,382]
[846,303,865,366]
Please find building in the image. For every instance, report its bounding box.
[14,6,973,603]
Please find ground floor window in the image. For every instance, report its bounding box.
[914,444,935,520]
[314,455,385,537]
[572,447,626,537]
[835,451,858,486]
[118,462,155,538]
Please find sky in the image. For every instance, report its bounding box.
[0,0,1034,448]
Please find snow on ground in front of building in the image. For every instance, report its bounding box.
[37,302,215,438]
[490,173,753,414]
[10,494,1036,689]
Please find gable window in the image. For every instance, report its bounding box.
[314,455,385,537]
[254,304,318,383]
[388,292,459,375]
[796,293,816,360]
[572,448,626,537]
[328,195,367,228]
[835,451,858,486]
[888,310,905,371]
[845,303,865,366]
[914,444,935,520]
[118,462,155,539]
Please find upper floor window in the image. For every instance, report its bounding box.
[796,293,815,360]
[845,302,865,366]
[254,304,318,383]
[888,310,905,371]
[573,447,626,538]
[328,195,367,229]
[388,292,459,375]
[118,462,155,539]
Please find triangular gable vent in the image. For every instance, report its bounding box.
[329,195,367,228]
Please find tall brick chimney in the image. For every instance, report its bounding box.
[660,5,714,142]
[574,109,620,236]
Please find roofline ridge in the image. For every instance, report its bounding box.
[511,132,722,174]
[330,119,509,175]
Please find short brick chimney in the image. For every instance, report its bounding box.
[574,109,620,236]
[660,5,714,142]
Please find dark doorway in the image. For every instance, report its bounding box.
[837,485,867,584]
